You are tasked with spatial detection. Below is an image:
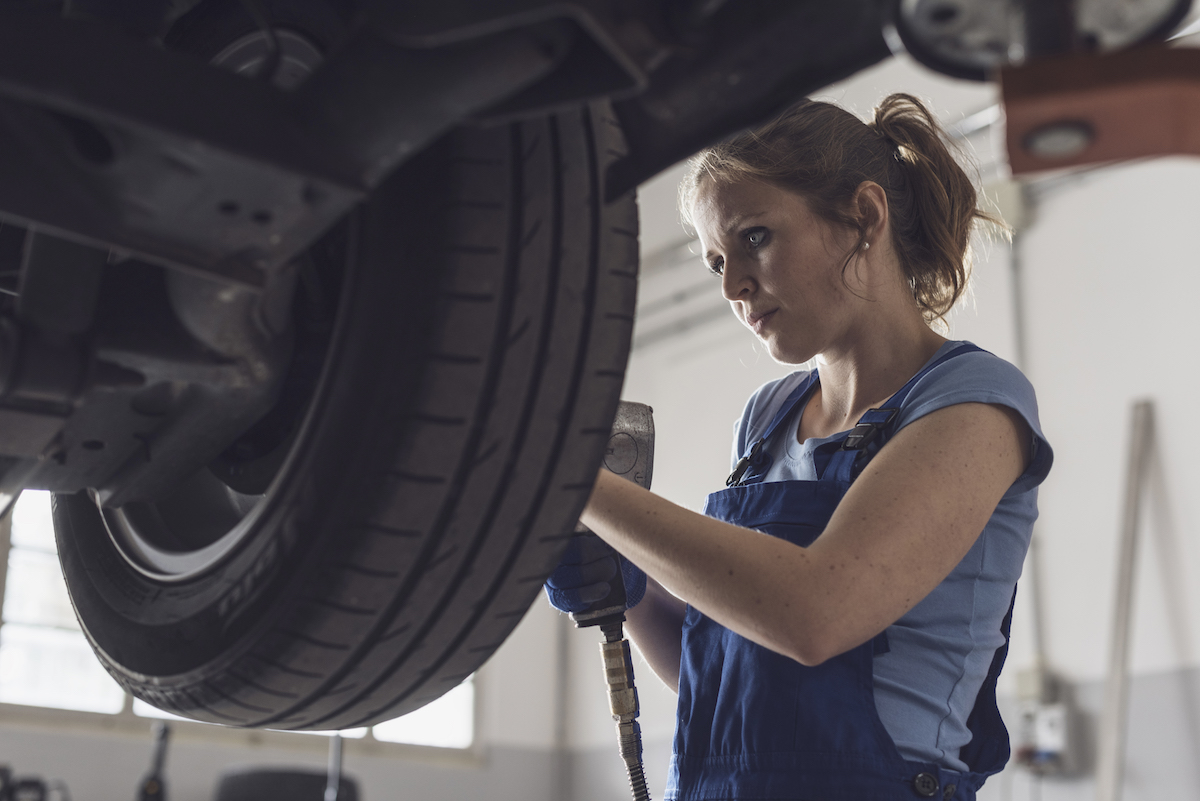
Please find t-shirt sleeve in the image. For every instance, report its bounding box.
[895,348,1053,495]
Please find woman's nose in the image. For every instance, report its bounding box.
[721,259,753,301]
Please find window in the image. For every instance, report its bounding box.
[0,490,125,714]
[0,491,474,750]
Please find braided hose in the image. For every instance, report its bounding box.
[617,721,651,801]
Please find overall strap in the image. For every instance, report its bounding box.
[726,371,820,487]
[823,343,986,484]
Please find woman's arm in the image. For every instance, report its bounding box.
[623,575,687,690]
[581,401,1031,667]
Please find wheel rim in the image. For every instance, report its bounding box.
[99,476,269,580]
[97,25,333,583]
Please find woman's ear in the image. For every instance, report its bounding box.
[854,181,889,243]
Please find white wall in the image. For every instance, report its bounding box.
[1020,158,1200,683]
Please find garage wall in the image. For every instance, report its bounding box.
[987,157,1200,800]
[1018,158,1200,684]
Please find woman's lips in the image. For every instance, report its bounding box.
[747,309,776,335]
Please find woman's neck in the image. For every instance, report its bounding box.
[801,318,947,442]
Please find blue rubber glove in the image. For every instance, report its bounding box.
[545,531,646,613]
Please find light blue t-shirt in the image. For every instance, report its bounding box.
[729,341,1053,772]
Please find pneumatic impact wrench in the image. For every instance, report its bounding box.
[571,401,655,801]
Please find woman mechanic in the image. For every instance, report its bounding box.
[546,94,1053,801]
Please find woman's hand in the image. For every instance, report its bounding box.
[580,401,1030,667]
[544,531,646,614]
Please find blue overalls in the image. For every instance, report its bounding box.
[667,345,1013,801]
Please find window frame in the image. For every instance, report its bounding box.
[0,502,483,763]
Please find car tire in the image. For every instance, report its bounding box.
[54,101,638,730]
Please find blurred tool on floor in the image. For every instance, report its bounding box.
[137,722,170,801]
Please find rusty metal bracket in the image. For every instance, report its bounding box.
[1004,45,1200,175]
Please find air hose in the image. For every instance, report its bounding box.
[571,401,655,801]
[600,620,652,801]
[573,574,652,801]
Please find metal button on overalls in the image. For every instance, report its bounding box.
[665,345,1015,801]
[914,772,939,797]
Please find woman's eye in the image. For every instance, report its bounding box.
[746,228,767,248]
[707,258,724,277]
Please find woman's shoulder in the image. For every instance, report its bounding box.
[901,342,1039,423]
[899,340,1052,491]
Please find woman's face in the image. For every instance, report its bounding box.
[691,177,862,365]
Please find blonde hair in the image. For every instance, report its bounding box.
[680,93,1001,324]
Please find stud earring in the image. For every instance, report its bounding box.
[861,241,870,251]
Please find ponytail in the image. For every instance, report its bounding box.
[681,93,1000,324]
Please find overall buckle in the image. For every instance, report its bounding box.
[726,439,764,486]
[839,408,898,451]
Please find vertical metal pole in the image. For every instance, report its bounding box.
[1096,400,1154,801]
[1008,204,1056,702]
[554,610,573,801]
[1026,533,1049,689]
[0,504,12,630]
[1009,228,1030,375]
[324,733,343,801]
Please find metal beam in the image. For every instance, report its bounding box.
[0,8,566,284]
[1096,399,1154,801]
[607,0,892,196]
